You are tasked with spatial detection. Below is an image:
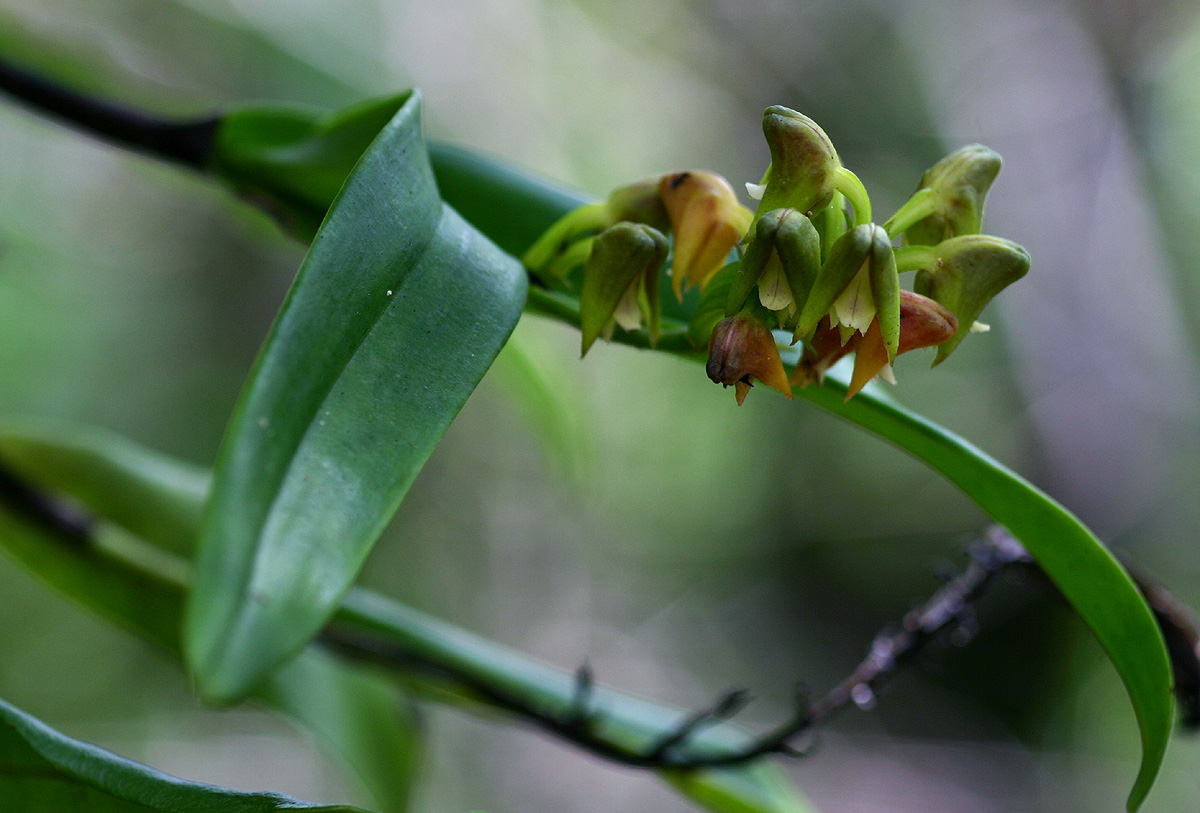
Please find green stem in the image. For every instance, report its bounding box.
[883,188,937,239]
[833,167,871,227]
[521,203,607,272]
[892,245,937,274]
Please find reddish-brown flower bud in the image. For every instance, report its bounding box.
[706,312,793,405]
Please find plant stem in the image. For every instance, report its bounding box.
[0,56,217,169]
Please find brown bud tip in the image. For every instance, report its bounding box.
[706,313,793,403]
[897,290,958,354]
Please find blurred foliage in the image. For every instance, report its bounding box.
[0,0,1199,811]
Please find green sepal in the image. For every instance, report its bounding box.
[725,209,820,317]
[688,261,739,348]
[904,145,1002,245]
[867,225,900,363]
[579,222,669,355]
[524,177,670,279]
[913,234,1031,363]
[793,223,873,341]
[756,106,840,222]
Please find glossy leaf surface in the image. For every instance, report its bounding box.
[190,91,528,703]
[211,94,408,240]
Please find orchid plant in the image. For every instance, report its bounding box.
[0,46,1187,813]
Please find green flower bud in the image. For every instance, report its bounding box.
[579,222,669,356]
[523,177,670,280]
[793,223,896,354]
[756,107,840,218]
[725,208,822,319]
[911,234,1030,364]
[888,145,1002,245]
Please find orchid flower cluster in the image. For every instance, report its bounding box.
[523,106,1030,404]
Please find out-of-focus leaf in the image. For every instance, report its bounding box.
[0,426,815,813]
[0,419,207,556]
[489,330,593,482]
[0,693,364,813]
[339,589,818,813]
[0,430,422,813]
[187,91,528,703]
[256,648,423,813]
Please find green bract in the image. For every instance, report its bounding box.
[579,221,669,354]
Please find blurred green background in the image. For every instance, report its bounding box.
[1,0,1199,810]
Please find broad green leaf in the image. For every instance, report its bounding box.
[0,693,364,813]
[0,431,422,813]
[187,91,528,703]
[0,426,815,813]
[432,152,1173,812]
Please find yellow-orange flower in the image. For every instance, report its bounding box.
[659,172,753,300]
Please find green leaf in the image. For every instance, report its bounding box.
[0,693,364,813]
[0,428,422,813]
[428,150,1172,810]
[210,94,409,240]
[0,419,207,557]
[187,91,528,703]
[782,362,1172,812]
[0,426,814,813]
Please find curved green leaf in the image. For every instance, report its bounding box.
[0,694,363,813]
[785,366,1172,811]
[430,153,1173,812]
[0,425,814,813]
[190,91,529,703]
[211,94,409,240]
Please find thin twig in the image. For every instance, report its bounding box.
[3,456,1198,773]
[321,527,1037,769]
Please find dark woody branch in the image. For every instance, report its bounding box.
[4,458,1196,773]
[0,56,217,169]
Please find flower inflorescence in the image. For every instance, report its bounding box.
[523,106,1030,403]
